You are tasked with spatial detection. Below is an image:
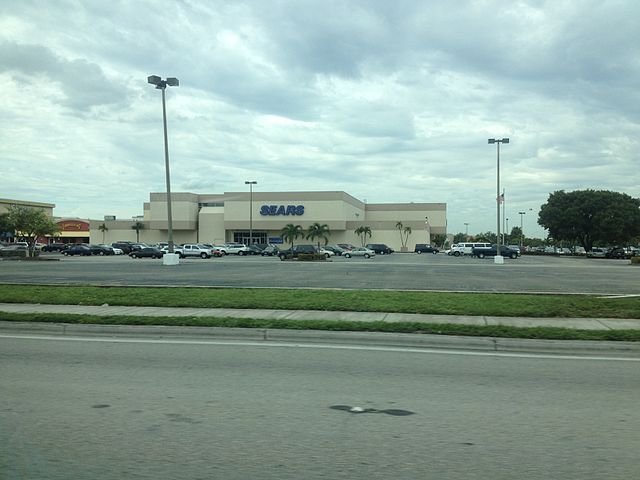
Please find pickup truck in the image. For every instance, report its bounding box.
[472,245,519,259]
[278,244,317,260]
[181,244,216,259]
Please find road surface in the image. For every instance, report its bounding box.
[2,333,639,479]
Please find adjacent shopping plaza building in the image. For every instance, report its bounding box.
[90,191,447,251]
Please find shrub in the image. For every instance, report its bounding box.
[631,256,640,265]
[297,253,327,261]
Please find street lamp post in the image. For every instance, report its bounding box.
[464,222,469,239]
[488,138,509,264]
[425,216,430,243]
[245,181,257,246]
[148,75,179,263]
[518,211,526,248]
[505,217,509,244]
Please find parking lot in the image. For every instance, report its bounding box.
[1,252,638,295]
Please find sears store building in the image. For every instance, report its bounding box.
[90,191,447,251]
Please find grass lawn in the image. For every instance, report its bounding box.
[0,284,638,318]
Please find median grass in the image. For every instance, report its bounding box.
[2,311,639,342]
[0,284,638,318]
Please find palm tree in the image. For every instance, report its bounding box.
[396,222,412,249]
[281,224,304,253]
[306,223,331,250]
[132,221,144,242]
[98,223,108,244]
[355,226,372,246]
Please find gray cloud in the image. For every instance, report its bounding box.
[0,42,131,111]
[1,1,638,238]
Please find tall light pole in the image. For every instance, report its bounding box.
[148,75,179,258]
[505,217,509,244]
[518,211,526,248]
[464,222,469,239]
[488,138,509,263]
[245,181,257,245]
[425,216,430,243]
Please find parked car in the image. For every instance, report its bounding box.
[101,244,123,255]
[337,243,356,251]
[450,242,492,256]
[323,245,346,256]
[198,244,224,257]
[160,245,184,256]
[218,243,250,255]
[180,244,216,259]
[471,245,519,259]
[365,244,394,255]
[112,242,135,254]
[62,245,92,256]
[507,245,522,256]
[586,248,608,258]
[261,245,280,256]
[278,244,317,260]
[129,247,164,259]
[343,247,376,259]
[89,244,115,255]
[318,247,335,258]
[42,243,67,252]
[605,247,631,259]
[247,245,264,255]
[414,244,439,254]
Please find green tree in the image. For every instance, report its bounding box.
[281,224,303,253]
[354,226,372,246]
[0,213,13,240]
[99,223,109,243]
[431,234,446,247]
[5,205,59,257]
[453,232,466,244]
[475,231,498,243]
[132,221,144,242]
[395,222,412,248]
[538,190,640,251]
[306,223,331,250]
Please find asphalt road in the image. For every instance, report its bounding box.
[2,334,639,479]
[1,252,638,294]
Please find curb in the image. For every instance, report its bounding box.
[2,321,639,357]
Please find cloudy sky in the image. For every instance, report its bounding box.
[2,1,638,238]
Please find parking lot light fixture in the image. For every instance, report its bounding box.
[488,138,509,264]
[245,181,257,246]
[148,75,179,262]
[518,211,526,248]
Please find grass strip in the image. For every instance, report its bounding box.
[1,312,639,341]
[0,285,639,319]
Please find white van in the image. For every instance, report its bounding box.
[450,242,492,256]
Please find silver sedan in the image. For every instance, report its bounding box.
[343,247,376,258]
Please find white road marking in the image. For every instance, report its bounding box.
[1,333,638,362]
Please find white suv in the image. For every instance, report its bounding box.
[218,243,250,255]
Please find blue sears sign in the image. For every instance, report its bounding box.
[260,205,304,216]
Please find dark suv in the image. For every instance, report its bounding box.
[112,242,135,254]
[42,243,67,252]
[366,244,394,255]
[605,247,631,259]
[278,244,317,260]
[414,244,439,254]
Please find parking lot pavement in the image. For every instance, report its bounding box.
[1,252,638,295]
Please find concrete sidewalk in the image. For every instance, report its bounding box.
[1,303,639,330]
